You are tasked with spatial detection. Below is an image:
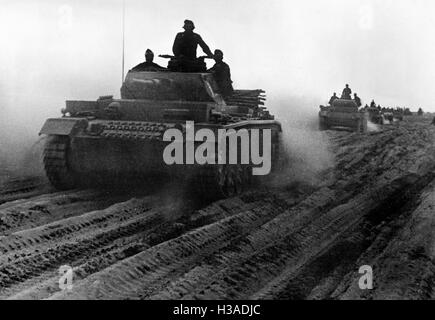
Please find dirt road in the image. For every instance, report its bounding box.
[1,117,434,300]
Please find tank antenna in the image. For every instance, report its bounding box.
[121,0,126,84]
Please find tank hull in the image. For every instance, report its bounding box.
[319,99,368,133]
[40,71,282,198]
[42,118,282,198]
[69,137,167,176]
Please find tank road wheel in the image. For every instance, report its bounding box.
[216,164,244,198]
[194,164,252,200]
[43,135,77,190]
[196,164,250,200]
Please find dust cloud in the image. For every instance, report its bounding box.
[367,120,381,132]
[0,96,47,179]
[268,94,335,186]
[0,134,45,179]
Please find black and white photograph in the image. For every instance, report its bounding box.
[1,0,435,307]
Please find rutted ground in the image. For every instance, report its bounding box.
[1,117,435,300]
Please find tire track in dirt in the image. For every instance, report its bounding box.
[252,173,435,299]
[5,191,295,299]
[0,179,191,298]
[0,176,50,205]
[0,198,158,296]
[0,189,138,235]
[331,178,435,300]
[47,196,297,299]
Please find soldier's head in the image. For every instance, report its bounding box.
[354,93,358,97]
[145,49,154,62]
[333,92,337,96]
[183,19,195,32]
[346,84,349,88]
[214,49,223,62]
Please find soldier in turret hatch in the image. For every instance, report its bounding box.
[370,100,376,109]
[329,92,339,105]
[341,84,352,100]
[172,20,214,60]
[131,49,166,71]
[354,93,362,107]
[208,49,234,96]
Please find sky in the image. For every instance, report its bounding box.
[1,0,435,149]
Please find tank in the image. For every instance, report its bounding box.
[319,99,368,133]
[40,70,282,199]
[367,107,385,125]
[393,110,404,121]
[383,112,394,123]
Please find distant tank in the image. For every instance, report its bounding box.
[367,108,385,125]
[39,61,282,199]
[404,108,412,116]
[383,112,394,123]
[319,99,368,133]
[393,110,404,121]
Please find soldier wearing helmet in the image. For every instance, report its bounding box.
[131,49,166,71]
[341,84,352,100]
[354,93,362,107]
[329,92,339,105]
[208,49,234,96]
[172,20,214,60]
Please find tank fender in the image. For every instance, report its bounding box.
[39,118,88,136]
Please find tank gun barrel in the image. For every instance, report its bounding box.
[159,54,213,60]
[198,55,214,60]
[158,54,175,59]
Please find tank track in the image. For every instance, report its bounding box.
[194,131,284,200]
[195,164,253,200]
[43,136,77,190]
